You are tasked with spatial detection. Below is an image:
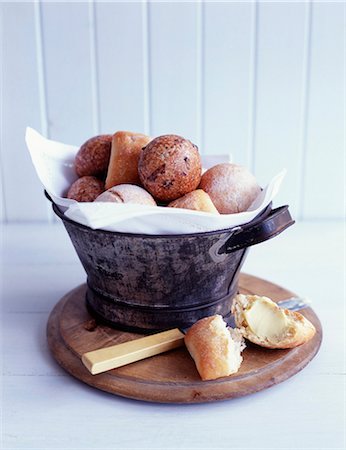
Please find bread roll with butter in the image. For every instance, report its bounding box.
[168,189,219,214]
[232,294,316,349]
[105,131,152,189]
[184,315,245,381]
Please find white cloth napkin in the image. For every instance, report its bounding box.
[25,127,286,235]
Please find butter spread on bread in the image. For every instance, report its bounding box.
[232,294,316,349]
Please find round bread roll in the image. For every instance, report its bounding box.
[95,184,156,206]
[168,190,219,214]
[67,176,104,202]
[75,135,112,178]
[138,135,202,202]
[199,163,261,214]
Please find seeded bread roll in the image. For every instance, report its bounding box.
[95,184,156,206]
[105,131,152,189]
[138,135,202,202]
[231,294,316,349]
[199,163,261,214]
[184,315,245,381]
[75,135,112,178]
[168,189,219,214]
[67,176,104,202]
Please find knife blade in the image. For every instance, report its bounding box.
[82,296,310,375]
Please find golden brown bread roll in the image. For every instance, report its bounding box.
[67,176,104,202]
[95,184,156,206]
[168,189,219,214]
[231,294,316,349]
[138,135,202,202]
[199,163,261,214]
[75,135,112,178]
[184,315,245,381]
[105,131,152,189]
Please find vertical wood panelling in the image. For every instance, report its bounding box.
[35,1,54,223]
[88,0,100,136]
[302,2,345,219]
[0,6,5,222]
[142,1,151,136]
[298,0,312,221]
[196,1,204,151]
[253,2,307,218]
[40,2,93,145]
[2,3,49,221]
[248,0,258,173]
[203,2,254,164]
[1,2,345,222]
[0,168,5,223]
[149,2,199,146]
[95,2,146,134]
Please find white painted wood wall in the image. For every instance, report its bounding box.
[1,1,345,222]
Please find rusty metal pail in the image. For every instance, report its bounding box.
[50,197,294,332]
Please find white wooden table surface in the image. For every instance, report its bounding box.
[1,221,345,450]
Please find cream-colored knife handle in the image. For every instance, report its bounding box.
[82,328,185,375]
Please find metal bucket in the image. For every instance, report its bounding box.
[50,197,294,332]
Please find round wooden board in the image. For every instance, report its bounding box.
[47,273,322,404]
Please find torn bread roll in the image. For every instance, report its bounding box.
[184,315,245,381]
[105,131,152,189]
[232,294,316,349]
[168,189,219,214]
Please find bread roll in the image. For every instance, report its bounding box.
[231,294,316,349]
[95,184,156,206]
[67,176,104,202]
[138,135,202,202]
[168,190,219,214]
[199,163,261,214]
[105,131,152,189]
[75,135,112,178]
[184,315,245,381]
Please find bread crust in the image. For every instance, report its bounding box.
[95,184,156,206]
[184,315,245,381]
[67,176,104,202]
[105,131,152,189]
[75,135,112,178]
[138,135,202,202]
[199,163,261,214]
[168,189,219,214]
[231,294,316,349]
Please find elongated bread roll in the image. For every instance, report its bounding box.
[231,294,316,349]
[184,315,245,381]
[105,131,152,189]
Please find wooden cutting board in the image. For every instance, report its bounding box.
[47,273,322,403]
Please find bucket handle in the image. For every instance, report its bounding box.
[219,205,295,254]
